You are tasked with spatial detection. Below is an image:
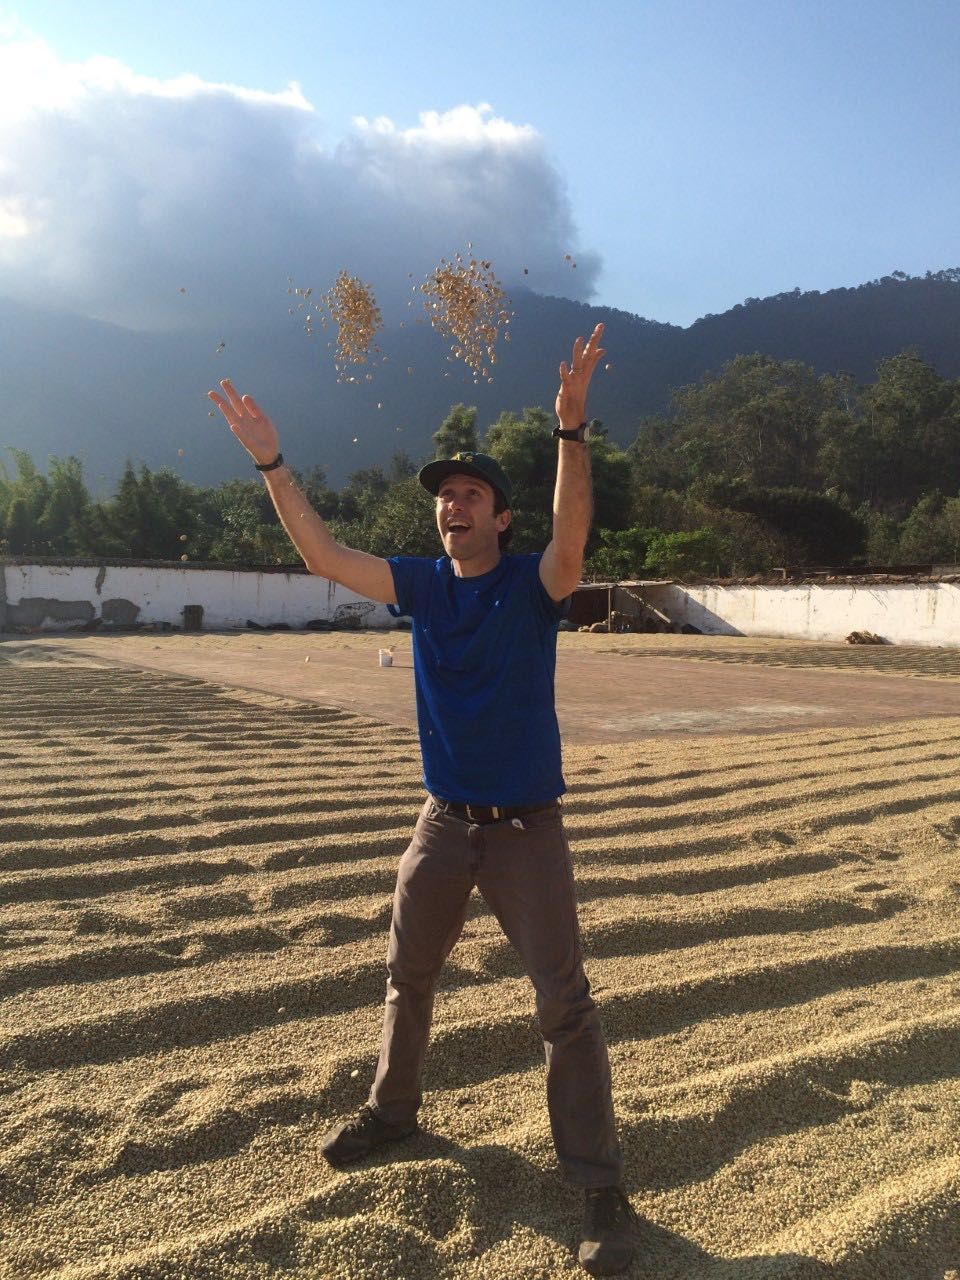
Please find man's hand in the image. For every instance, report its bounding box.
[208,379,281,466]
[555,322,606,430]
[208,378,396,603]
[540,325,604,602]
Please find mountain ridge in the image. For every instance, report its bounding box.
[1,270,958,491]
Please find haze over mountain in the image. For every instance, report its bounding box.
[2,270,958,494]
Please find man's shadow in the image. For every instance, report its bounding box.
[311,1125,859,1278]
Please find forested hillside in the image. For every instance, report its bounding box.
[0,269,958,493]
[4,332,960,578]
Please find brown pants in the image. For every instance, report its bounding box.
[369,796,623,1187]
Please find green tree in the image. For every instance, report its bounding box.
[627,415,689,491]
[337,465,391,524]
[4,495,35,554]
[856,504,900,565]
[644,529,733,579]
[655,354,840,490]
[0,458,11,536]
[857,351,960,516]
[300,465,339,521]
[583,526,658,581]
[332,476,437,558]
[483,407,556,551]
[942,498,960,564]
[387,450,417,484]
[433,404,478,459]
[705,483,866,566]
[898,493,951,563]
[1,449,50,553]
[587,431,634,535]
[37,456,92,555]
[204,478,294,565]
[816,401,875,509]
[89,463,207,559]
[629,484,695,532]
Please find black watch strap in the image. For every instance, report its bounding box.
[255,452,284,472]
[552,423,589,442]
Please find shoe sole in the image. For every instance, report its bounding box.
[578,1254,635,1278]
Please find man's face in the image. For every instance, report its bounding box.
[435,473,511,562]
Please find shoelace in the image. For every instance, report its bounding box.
[584,1188,636,1237]
[349,1106,380,1135]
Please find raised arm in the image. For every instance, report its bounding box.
[208,379,397,605]
[539,322,606,603]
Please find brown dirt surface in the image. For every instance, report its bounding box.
[15,630,960,742]
[3,634,960,1278]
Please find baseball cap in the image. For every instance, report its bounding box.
[418,451,513,508]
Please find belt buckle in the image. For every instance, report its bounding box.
[466,803,499,823]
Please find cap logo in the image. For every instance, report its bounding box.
[455,452,474,462]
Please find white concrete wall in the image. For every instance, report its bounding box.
[1,562,398,631]
[642,582,960,647]
[5,562,958,646]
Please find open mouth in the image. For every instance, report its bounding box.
[446,522,471,535]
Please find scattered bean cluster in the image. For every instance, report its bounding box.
[322,271,383,382]
[288,273,383,383]
[287,252,512,385]
[416,249,513,383]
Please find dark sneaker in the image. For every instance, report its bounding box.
[578,1186,637,1276]
[320,1105,417,1167]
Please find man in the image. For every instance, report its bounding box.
[208,322,636,1276]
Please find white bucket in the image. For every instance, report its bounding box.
[378,649,393,668]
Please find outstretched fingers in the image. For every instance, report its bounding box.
[556,322,606,425]
[207,380,266,432]
[562,324,606,383]
[582,322,606,367]
[207,380,243,423]
[220,378,246,414]
[207,389,235,423]
[221,376,244,407]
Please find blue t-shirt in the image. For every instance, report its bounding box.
[388,553,568,806]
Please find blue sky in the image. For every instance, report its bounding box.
[2,0,958,326]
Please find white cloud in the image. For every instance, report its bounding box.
[0,38,598,330]
[0,36,312,119]
[0,197,29,237]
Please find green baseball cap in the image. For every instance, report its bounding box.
[418,451,513,508]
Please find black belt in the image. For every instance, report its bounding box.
[431,796,557,825]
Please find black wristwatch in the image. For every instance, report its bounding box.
[552,422,591,442]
